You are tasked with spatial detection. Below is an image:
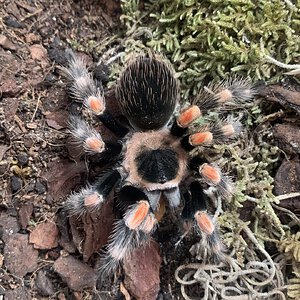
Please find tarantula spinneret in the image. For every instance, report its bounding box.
[63,50,256,276]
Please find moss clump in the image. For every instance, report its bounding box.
[121,0,300,98]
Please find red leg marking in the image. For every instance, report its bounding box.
[195,211,215,235]
[199,163,221,184]
[190,131,213,146]
[177,105,201,128]
[85,136,105,153]
[125,201,150,230]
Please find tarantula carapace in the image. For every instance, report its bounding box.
[63,51,256,275]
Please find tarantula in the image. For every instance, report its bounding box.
[63,50,256,275]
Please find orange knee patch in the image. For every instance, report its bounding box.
[85,136,105,153]
[140,214,156,233]
[177,105,201,128]
[216,89,232,103]
[86,95,105,115]
[199,163,221,184]
[125,201,150,230]
[190,131,213,146]
[195,211,214,235]
[84,193,102,207]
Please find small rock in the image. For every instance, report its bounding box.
[34,180,46,194]
[0,78,21,97]
[57,292,67,300]
[26,122,37,129]
[35,270,56,296]
[4,98,19,121]
[25,33,40,44]
[45,111,69,130]
[0,212,20,242]
[3,16,25,29]
[0,161,8,176]
[30,44,48,61]
[4,233,38,277]
[0,35,17,51]
[73,291,83,300]
[23,134,34,148]
[48,47,68,65]
[273,123,300,154]
[10,176,22,193]
[4,287,30,300]
[30,220,58,249]
[18,202,34,229]
[47,250,60,260]
[123,240,161,300]
[43,73,58,87]
[54,255,97,291]
[17,153,29,166]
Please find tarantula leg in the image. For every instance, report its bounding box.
[65,169,121,217]
[196,77,257,112]
[63,50,105,111]
[180,121,240,151]
[68,115,122,157]
[68,115,105,154]
[64,50,128,138]
[182,181,223,258]
[100,186,157,276]
[171,105,201,137]
[97,111,129,138]
[171,78,256,138]
[199,163,232,196]
[189,157,232,196]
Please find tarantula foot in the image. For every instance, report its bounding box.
[65,186,103,217]
[85,95,105,115]
[198,163,232,196]
[68,116,105,154]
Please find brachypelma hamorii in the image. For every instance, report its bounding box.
[63,50,257,277]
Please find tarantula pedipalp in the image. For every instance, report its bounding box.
[63,51,256,275]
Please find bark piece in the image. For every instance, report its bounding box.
[273,123,300,154]
[123,240,161,300]
[260,84,300,114]
[54,255,97,291]
[0,212,20,242]
[274,159,300,216]
[30,220,59,249]
[18,202,34,229]
[4,233,38,277]
[35,270,56,296]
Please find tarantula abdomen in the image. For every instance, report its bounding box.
[115,55,179,130]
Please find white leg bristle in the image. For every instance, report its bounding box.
[65,186,104,217]
[68,116,105,154]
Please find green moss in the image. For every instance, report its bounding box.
[120,0,300,98]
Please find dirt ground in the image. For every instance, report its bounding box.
[0,0,198,299]
[1,0,300,300]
